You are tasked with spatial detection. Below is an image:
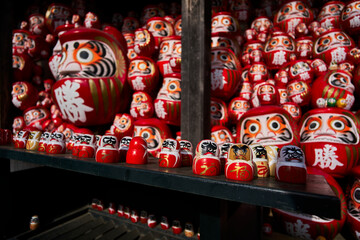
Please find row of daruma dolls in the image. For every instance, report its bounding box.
[9,124,306,184]
[92,198,197,238]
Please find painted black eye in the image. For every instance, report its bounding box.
[354,188,360,203]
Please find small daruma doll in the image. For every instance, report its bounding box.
[130,91,154,120]
[273,0,314,35]
[46,132,66,154]
[211,98,229,127]
[133,28,156,58]
[193,139,221,176]
[228,97,250,125]
[237,106,299,149]
[11,81,38,111]
[154,73,181,126]
[275,145,307,184]
[126,136,148,165]
[300,108,360,178]
[211,125,234,145]
[128,56,159,93]
[159,138,181,168]
[317,1,344,30]
[146,17,174,48]
[133,118,172,157]
[157,36,181,76]
[23,106,50,131]
[311,70,355,110]
[340,0,360,37]
[109,113,134,141]
[211,47,242,101]
[263,32,296,70]
[26,130,42,151]
[313,29,355,65]
[211,12,240,36]
[52,26,129,127]
[179,140,194,167]
[225,144,255,181]
[96,135,119,163]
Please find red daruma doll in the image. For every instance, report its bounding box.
[193,140,221,176]
[52,26,129,127]
[128,56,159,94]
[263,31,295,71]
[154,73,181,126]
[237,106,300,149]
[299,107,360,178]
[210,47,242,101]
[158,138,181,168]
[96,135,119,163]
[273,0,314,35]
[126,136,148,165]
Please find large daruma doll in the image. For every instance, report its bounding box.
[300,108,360,178]
[237,106,299,148]
[52,27,129,126]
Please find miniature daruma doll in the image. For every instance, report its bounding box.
[23,106,50,131]
[179,140,194,167]
[210,47,242,101]
[109,113,134,141]
[26,130,42,151]
[317,1,344,30]
[126,136,148,165]
[52,26,129,127]
[119,136,132,162]
[11,82,38,111]
[193,140,221,176]
[311,70,355,110]
[225,144,255,181]
[157,36,181,76]
[158,138,181,168]
[96,135,119,163]
[133,28,156,58]
[46,132,66,154]
[340,0,360,37]
[273,0,314,35]
[133,118,172,157]
[128,56,159,93]
[299,107,360,178]
[275,145,307,184]
[263,32,296,70]
[313,29,355,65]
[154,73,181,126]
[237,106,300,149]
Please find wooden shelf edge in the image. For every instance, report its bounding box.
[0,145,341,219]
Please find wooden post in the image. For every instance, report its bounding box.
[181,0,212,147]
[0,1,14,129]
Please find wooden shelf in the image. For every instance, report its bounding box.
[0,145,341,220]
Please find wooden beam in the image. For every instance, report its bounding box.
[181,0,212,147]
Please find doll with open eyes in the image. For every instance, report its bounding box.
[273,0,314,35]
[299,107,360,178]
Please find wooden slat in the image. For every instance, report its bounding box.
[53,217,104,240]
[31,213,94,240]
[117,228,140,240]
[75,220,115,240]
[96,224,127,240]
[181,0,212,146]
